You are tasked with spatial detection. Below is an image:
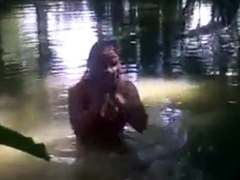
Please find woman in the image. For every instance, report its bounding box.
[68,40,148,154]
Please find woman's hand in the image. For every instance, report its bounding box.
[115,93,126,105]
[99,93,126,120]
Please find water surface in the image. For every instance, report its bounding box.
[0,1,239,179]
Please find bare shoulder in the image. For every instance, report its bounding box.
[117,79,140,99]
[68,80,89,94]
[118,79,137,90]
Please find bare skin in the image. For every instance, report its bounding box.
[68,78,148,154]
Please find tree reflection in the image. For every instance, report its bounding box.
[138,3,161,75]
[0,13,24,97]
[0,16,4,80]
[35,1,51,78]
[88,0,105,41]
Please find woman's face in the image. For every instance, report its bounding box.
[102,46,120,75]
[88,41,121,80]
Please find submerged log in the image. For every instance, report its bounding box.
[0,124,50,161]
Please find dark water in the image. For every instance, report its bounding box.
[0,0,240,179]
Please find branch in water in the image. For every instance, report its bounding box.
[0,124,50,161]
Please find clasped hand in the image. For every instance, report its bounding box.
[90,82,126,119]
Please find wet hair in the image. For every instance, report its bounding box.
[87,40,118,68]
[85,40,121,79]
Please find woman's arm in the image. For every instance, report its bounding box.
[118,80,148,133]
[68,82,104,134]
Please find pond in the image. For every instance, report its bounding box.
[0,0,240,179]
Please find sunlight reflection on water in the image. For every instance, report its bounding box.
[190,2,211,30]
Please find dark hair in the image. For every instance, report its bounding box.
[87,40,119,69]
[83,40,121,81]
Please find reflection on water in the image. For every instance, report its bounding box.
[0,0,240,179]
[190,2,211,30]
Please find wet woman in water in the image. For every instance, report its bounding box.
[68,40,148,154]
